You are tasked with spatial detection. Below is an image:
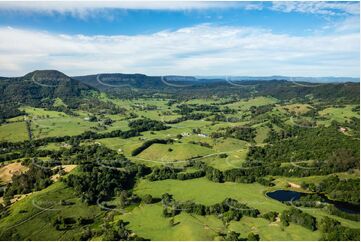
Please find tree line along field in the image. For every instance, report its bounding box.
[0,89,360,241]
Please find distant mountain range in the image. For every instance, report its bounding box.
[1,69,359,122]
[72,73,360,91]
[0,70,359,105]
[2,71,359,84]
[194,76,360,83]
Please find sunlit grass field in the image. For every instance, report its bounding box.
[0,121,28,142]
[0,95,359,241]
[0,182,104,240]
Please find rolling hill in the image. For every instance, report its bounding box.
[0,70,96,120]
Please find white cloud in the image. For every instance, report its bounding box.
[0,1,262,19]
[270,1,360,16]
[0,1,358,19]
[0,0,233,10]
[333,15,360,32]
[0,24,359,77]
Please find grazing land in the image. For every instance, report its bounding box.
[0,70,359,241]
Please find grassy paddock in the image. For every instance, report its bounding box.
[0,122,28,142]
[0,182,104,240]
[134,178,360,229]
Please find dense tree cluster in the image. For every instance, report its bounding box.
[175,104,220,115]
[64,159,150,204]
[248,126,359,166]
[222,230,260,241]
[0,104,25,123]
[211,126,256,142]
[166,113,209,124]
[281,208,317,231]
[147,166,205,181]
[344,117,360,137]
[147,166,182,180]
[188,141,212,148]
[53,216,94,231]
[250,104,275,117]
[288,193,326,209]
[261,211,279,222]
[254,81,359,103]
[0,71,95,118]
[128,118,168,132]
[61,146,151,204]
[101,220,147,241]
[3,163,54,204]
[325,205,360,222]
[319,216,359,241]
[0,127,144,160]
[161,194,260,222]
[301,175,360,204]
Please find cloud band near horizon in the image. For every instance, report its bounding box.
[0,1,359,77]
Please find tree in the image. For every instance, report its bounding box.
[119,190,128,208]
[247,232,260,241]
[224,231,242,241]
[143,194,153,204]
[80,227,93,241]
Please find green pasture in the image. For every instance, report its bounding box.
[117,203,224,241]
[0,122,28,142]
[318,105,358,124]
[277,103,313,115]
[136,143,213,162]
[225,97,278,110]
[134,178,360,229]
[0,182,104,240]
[229,217,321,240]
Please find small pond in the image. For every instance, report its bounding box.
[266,190,360,214]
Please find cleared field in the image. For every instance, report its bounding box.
[102,97,170,111]
[135,178,286,212]
[118,202,322,241]
[117,204,224,241]
[0,162,28,184]
[21,107,68,118]
[18,107,132,139]
[225,97,278,110]
[229,217,321,241]
[254,125,270,144]
[0,122,28,142]
[6,116,24,123]
[98,120,130,133]
[134,178,360,229]
[212,138,248,152]
[30,117,96,139]
[203,148,248,171]
[95,137,143,156]
[136,143,214,162]
[51,165,78,181]
[318,105,358,123]
[14,107,99,139]
[0,182,104,240]
[278,104,313,115]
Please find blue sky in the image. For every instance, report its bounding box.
[0,1,359,77]
[0,3,338,36]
